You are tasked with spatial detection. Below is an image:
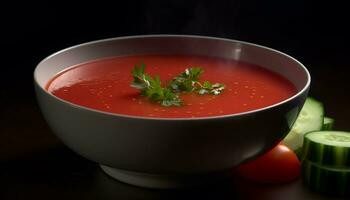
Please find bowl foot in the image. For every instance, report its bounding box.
[100,165,233,189]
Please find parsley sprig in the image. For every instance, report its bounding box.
[131,63,181,106]
[131,63,225,106]
[168,67,203,92]
[169,67,225,95]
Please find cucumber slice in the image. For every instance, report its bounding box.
[283,97,324,150]
[302,131,350,167]
[323,117,335,130]
[302,159,350,196]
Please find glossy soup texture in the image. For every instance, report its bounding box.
[47,55,296,118]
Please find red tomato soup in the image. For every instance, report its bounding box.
[47,55,296,118]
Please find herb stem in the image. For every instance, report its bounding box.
[131,64,225,107]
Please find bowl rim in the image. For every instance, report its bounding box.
[34,34,310,121]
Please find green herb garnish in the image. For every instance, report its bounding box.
[131,63,181,106]
[169,67,203,92]
[197,81,225,95]
[169,67,225,95]
[131,64,225,106]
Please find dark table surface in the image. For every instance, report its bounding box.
[1,64,349,200]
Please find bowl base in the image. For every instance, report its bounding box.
[100,165,233,189]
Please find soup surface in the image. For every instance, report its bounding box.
[47,55,296,118]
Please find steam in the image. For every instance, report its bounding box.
[142,0,242,69]
[143,0,240,38]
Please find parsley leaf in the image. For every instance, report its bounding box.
[169,67,204,92]
[131,64,225,107]
[170,68,225,95]
[198,81,225,95]
[131,63,181,106]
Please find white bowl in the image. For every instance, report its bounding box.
[34,35,310,188]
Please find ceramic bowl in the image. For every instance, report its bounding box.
[34,35,310,188]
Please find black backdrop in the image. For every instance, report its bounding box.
[0,0,349,116]
[1,1,350,199]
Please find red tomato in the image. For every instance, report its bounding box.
[236,144,300,183]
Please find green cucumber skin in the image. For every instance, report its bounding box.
[294,147,303,160]
[302,160,350,196]
[302,131,350,167]
[323,117,335,130]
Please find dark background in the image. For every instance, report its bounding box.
[1,1,349,199]
[1,1,349,93]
